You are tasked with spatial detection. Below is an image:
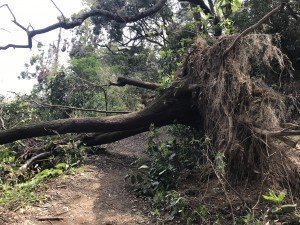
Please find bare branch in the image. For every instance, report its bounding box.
[0,27,10,33]
[36,217,64,222]
[74,76,109,115]
[0,0,168,50]
[0,4,16,21]
[31,100,130,114]
[18,152,52,173]
[276,136,298,148]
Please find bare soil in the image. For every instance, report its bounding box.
[0,132,155,225]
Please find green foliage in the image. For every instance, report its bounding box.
[0,134,87,208]
[0,147,18,184]
[127,125,207,223]
[0,167,64,208]
[263,189,286,205]
[151,190,209,224]
[128,125,202,196]
[241,213,263,225]
[0,97,39,128]
[214,151,226,175]
[240,189,298,224]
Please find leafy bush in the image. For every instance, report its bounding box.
[128,125,203,196]
[127,124,207,223]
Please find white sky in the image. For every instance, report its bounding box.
[0,0,85,96]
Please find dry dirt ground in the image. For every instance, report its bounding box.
[0,133,158,225]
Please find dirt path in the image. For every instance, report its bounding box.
[1,133,155,225]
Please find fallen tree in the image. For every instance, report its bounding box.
[0,2,299,192]
[1,33,299,184]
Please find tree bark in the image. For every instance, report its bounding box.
[109,77,160,90]
[82,128,147,146]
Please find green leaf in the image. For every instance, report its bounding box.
[262,190,286,204]
[232,0,242,12]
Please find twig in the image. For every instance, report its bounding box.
[0,27,10,33]
[75,76,109,115]
[223,3,284,57]
[36,217,64,221]
[252,175,268,210]
[222,104,234,153]
[280,123,300,130]
[50,0,66,21]
[0,4,16,21]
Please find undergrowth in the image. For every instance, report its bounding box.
[0,137,87,209]
[127,125,211,224]
[127,125,300,224]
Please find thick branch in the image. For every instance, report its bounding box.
[109,77,160,90]
[0,88,196,144]
[82,128,147,146]
[0,0,167,50]
[18,152,52,173]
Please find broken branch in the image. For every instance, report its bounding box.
[110,77,160,90]
[18,152,52,173]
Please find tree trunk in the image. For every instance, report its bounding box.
[0,87,199,145]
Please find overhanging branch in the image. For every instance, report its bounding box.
[0,0,167,50]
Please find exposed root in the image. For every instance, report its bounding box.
[181,33,299,190]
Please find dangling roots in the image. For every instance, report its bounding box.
[181,34,300,191]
